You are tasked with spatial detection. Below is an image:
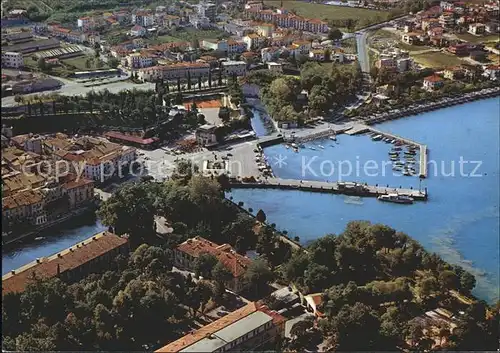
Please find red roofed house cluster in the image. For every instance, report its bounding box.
[174,236,253,293]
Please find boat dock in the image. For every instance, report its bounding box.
[346,123,428,179]
[230,178,428,201]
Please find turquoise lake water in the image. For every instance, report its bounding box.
[229,98,500,303]
[3,98,498,302]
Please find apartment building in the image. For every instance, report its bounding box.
[1,51,24,69]
[2,189,46,225]
[126,52,155,68]
[138,62,210,81]
[2,232,129,295]
[197,1,216,22]
[155,301,285,353]
[222,60,247,76]
[131,25,147,37]
[132,11,155,27]
[246,8,329,33]
[243,33,266,50]
[174,236,252,293]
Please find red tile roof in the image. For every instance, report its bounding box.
[424,74,444,82]
[155,301,285,353]
[104,131,159,145]
[2,232,128,295]
[176,237,252,278]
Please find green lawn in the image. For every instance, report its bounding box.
[264,0,389,28]
[456,33,500,44]
[148,34,181,45]
[411,52,464,69]
[341,37,357,54]
[171,27,229,41]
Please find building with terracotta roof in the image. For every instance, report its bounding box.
[423,75,445,90]
[175,236,252,293]
[155,301,285,353]
[2,232,129,295]
[138,62,210,81]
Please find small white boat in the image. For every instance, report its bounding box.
[318,145,325,149]
[310,147,316,150]
[34,237,44,241]
[291,143,298,148]
[378,194,414,204]
[285,145,289,149]
[330,135,337,141]
[372,135,383,141]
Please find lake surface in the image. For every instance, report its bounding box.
[229,98,500,303]
[2,215,106,274]
[3,98,498,302]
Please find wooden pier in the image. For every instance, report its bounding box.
[230,178,428,201]
[346,123,428,179]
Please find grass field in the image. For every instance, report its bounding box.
[456,33,500,44]
[264,1,389,27]
[148,34,181,45]
[411,52,464,69]
[62,55,108,71]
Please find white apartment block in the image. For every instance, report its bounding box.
[132,12,155,27]
[2,51,24,68]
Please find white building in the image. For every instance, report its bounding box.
[195,124,218,146]
[243,33,265,50]
[397,58,412,72]
[267,62,282,73]
[130,25,147,37]
[132,11,155,27]
[221,60,247,76]
[1,52,24,68]
[197,1,216,22]
[126,52,154,68]
[77,16,91,28]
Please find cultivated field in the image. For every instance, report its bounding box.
[411,51,464,68]
[264,0,389,26]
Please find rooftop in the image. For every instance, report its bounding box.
[2,232,128,295]
[155,302,285,353]
[176,236,252,278]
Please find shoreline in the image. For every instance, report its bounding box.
[355,87,500,125]
[2,205,97,248]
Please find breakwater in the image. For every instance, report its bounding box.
[359,87,499,125]
[230,178,428,201]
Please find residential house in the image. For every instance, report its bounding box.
[376,57,397,70]
[291,40,312,55]
[469,23,486,35]
[243,33,266,50]
[304,293,325,318]
[423,75,445,90]
[261,47,281,63]
[331,48,345,63]
[448,43,469,56]
[309,49,326,62]
[439,13,455,28]
[227,40,247,54]
[2,232,129,295]
[267,62,283,73]
[130,25,147,37]
[443,66,465,80]
[198,55,219,68]
[256,23,274,37]
[174,236,252,293]
[421,18,440,31]
[428,26,444,37]
[154,301,286,353]
[397,57,412,72]
[483,64,500,80]
[77,16,93,29]
[222,60,247,76]
[163,14,181,28]
[402,32,420,45]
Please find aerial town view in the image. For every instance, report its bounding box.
[1,0,499,351]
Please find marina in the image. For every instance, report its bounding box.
[347,123,428,178]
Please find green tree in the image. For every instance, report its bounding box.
[194,253,218,279]
[243,259,274,297]
[256,209,266,223]
[97,183,156,246]
[328,27,343,41]
[37,58,47,71]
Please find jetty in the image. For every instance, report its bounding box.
[346,123,428,178]
[230,178,428,201]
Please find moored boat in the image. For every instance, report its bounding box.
[372,135,383,141]
[377,194,414,204]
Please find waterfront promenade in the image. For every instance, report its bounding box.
[230,178,428,201]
